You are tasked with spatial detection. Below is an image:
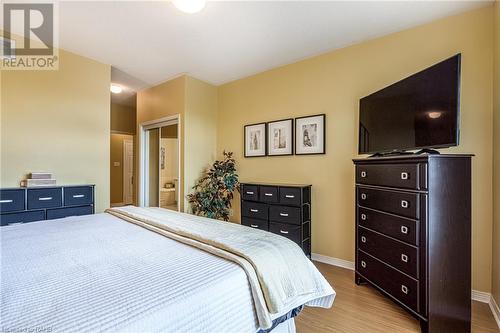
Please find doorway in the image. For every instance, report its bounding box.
[123,138,134,204]
[140,116,180,211]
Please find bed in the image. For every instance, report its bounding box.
[1,207,335,333]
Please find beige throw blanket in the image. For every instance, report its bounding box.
[106,206,335,329]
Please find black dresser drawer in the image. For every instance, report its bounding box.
[269,222,301,245]
[259,186,279,203]
[356,164,422,190]
[358,251,419,313]
[241,184,258,201]
[279,187,301,206]
[64,186,93,206]
[357,187,419,219]
[358,227,418,278]
[241,201,268,220]
[46,205,93,220]
[0,189,25,213]
[241,217,268,230]
[0,210,45,226]
[358,207,418,246]
[27,188,63,209]
[269,205,301,225]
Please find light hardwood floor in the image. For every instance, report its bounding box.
[296,262,500,333]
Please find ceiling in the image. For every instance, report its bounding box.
[57,0,490,96]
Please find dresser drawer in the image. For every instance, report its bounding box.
[358,251,419,312]
[46,205,93,220]
[241,184,258,201]
[64,186,93,206]
[0,210,45,226]
[358,227,418,278]
[279,187,301,206]
[356,164,422,190]
[358,207,418,246]
[269,205,301,225]
[357,187,419,219]
[259,186,279,203]
[0,189,25,213]
[241,201,268,220]
[27,188,62,209]
[241,217,268,231]
[269,222,301,245]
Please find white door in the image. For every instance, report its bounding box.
[123,139,134,205]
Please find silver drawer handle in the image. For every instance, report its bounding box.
[401,172,409,180]
[361,171,367,178]
[250,209,259,213]
[401,254,408,263]
[361,213,367,221]
[38,197,53,201]
[401,285,409,294]
[285,195,295,198]
[361,193,367,200]
[246,191,254,195]
[279,213,289,217]
[401,226,408,234]
[264,193,273,196]
[361,236,366,243]
[0,199,13,204]
[280,230,289,234]
[401,200,409,208]
[250,224,258,228]
[72,194,85,198]
[361,260,366,268]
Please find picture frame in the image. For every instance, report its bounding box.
[295,114,326,155]
[267,118,293,156]
[244,122,267,157]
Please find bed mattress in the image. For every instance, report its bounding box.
[1,213,265,333]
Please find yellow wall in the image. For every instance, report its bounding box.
[1,48,111,212]
[184,76,218,211]
[136,75,218,211]
[111,102,136,134]
[217,7,494,292]
[137,76,186,210]
[492,0,500,304]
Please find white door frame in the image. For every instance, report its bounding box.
[139,115,181,210]
[122,137,134,205]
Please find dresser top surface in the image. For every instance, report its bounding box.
[353,153,473,163]
[0,184,95,191]
[240,182,311,188]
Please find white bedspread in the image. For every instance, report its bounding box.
[1,214,262,333]
[106,206,335,329]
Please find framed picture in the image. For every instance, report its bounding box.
[267,118,293,156]
[244,123,267,157]
[295,114,326,155]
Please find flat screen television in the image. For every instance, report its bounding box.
[358,54,461,155]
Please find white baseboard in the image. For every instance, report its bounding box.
[490,296,500,330]
[311,252,500,328]
[472,290,491,303]
[311,253,355,270]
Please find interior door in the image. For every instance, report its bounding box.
[123,138,134,205]
[147,128,160,207]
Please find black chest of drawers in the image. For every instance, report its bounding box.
[353,155,472,333]
[0,185,95,226]
[240,183,311,257]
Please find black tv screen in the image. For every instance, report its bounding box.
[359,54,461,155]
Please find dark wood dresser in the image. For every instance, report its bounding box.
[353,154,472,333]
[240,182,311,257]
[0,185,95,226]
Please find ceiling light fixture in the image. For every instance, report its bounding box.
[110,84,123,94]
[172,0,206,14]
